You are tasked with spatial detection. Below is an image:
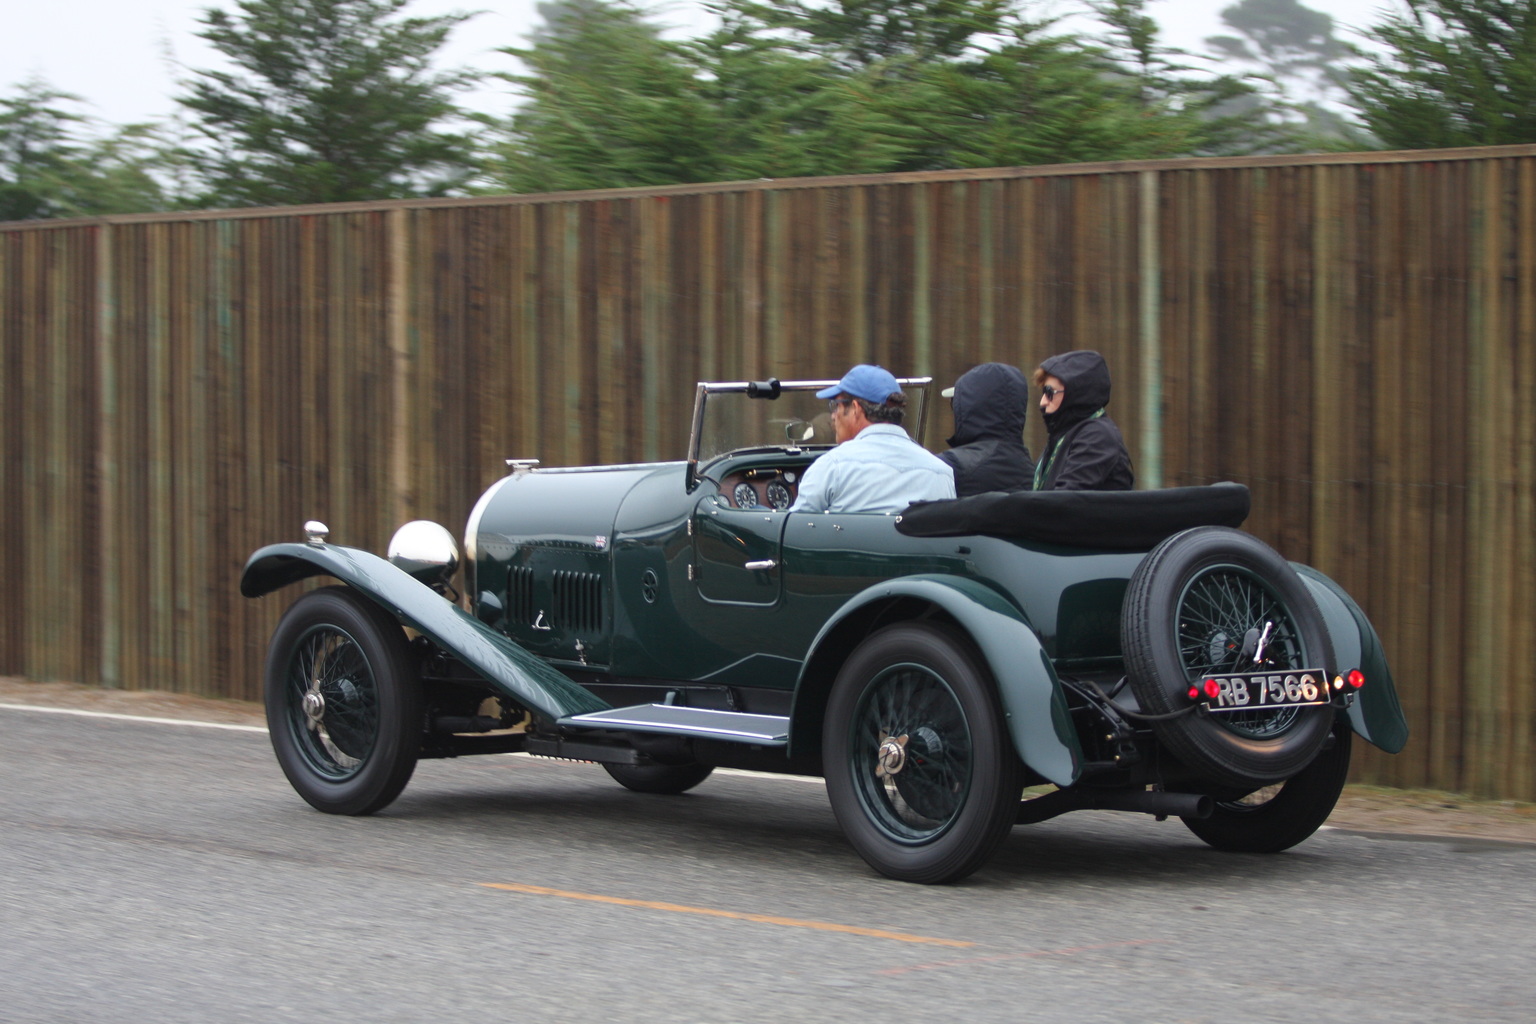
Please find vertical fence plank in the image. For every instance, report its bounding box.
[1515,159,1536,799]
[0,232,17,675]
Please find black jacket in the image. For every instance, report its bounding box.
[1034,350,1134,491]
[938,363,1035,497]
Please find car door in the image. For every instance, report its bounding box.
[691,494,787,606]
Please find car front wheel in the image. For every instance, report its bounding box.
[824,622,1022,884]
[265,586,420,815]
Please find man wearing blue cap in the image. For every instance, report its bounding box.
[790,364,956,513]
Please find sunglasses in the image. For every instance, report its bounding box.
[828,398,853,413]
[1041,385,1065,399]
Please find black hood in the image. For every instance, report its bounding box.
[1038,349,1113,435]
[946,362,1030,447]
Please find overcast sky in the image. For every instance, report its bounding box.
[7,0,1395,130]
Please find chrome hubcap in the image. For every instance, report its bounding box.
[302,688,326,727]
[876,733,909,778]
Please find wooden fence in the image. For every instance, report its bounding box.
[3,144,1533,798]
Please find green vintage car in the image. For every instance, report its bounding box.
[242,377,1407,884]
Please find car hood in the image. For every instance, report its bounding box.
[470,462,687,551]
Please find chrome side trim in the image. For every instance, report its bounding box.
[523,461,685,475]
[559,705,790,746]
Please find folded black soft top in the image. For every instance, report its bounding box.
[895,483,1251,550]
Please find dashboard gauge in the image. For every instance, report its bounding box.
[766,481,792,510]
[733,482,759,508]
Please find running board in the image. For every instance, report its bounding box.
[558,705,790,746]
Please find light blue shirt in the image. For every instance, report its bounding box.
[791,424,956,514]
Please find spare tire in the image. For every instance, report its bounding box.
[1121,526,1335,789]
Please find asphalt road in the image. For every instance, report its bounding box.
[2,704,1531,1024]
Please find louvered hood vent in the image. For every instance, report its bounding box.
[506,565,535,625]
[552,570,604,633]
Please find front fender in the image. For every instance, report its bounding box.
[1294,564,1409,754]
[793,574,1082,786]
[242,543,609,723]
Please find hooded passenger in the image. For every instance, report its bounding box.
[938,362,1035,497]
[1032,350,1134,491]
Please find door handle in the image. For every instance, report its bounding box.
[744,559,778,571]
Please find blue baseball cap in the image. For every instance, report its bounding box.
[816,364,901,404]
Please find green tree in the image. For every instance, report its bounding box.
[488,0,1039,188]
[728,0,1010,70]
[683,2,919,178]
[177,0,479,207]
[491,0,726,192]
[0,79,167,220]
[487,0,1298,193]
[714,0,1282,167]
[0,79,81,220]
[878,26,1170,168]
[1345,0,1536,147]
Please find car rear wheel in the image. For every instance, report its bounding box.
[824,622,1022,884]
[1183,721,1353,852]
[1122,527,1335,789]
[602,762,714,794]
[265,586,420,815]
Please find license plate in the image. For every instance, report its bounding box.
[1201,669,1328,712]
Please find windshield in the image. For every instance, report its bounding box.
[689,377,933,473]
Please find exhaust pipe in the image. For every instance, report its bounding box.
[1017,788,1214,825]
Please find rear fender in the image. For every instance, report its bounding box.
[242,543,609,723]
[791,574,1082,786]
[1293,564,1409,754]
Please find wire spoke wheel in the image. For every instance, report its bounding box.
[851,664,973,841]
[264,587,420,816]
[1177,566,1305,738]
[824,623,1021,884]
[1183,724,1354,853]
[1122,527,1336,788]
[285,625,380,780]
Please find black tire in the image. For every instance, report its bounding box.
[1183,720,1353,852]
[1122,526,1335,789]
[823,622,1023,884]
[602,762,715,794]
[264,586,420,815]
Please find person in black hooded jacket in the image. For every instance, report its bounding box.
[938,362,1035,497]
[1031,350,1134,491]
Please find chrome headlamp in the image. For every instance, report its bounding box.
[387,520,460,592]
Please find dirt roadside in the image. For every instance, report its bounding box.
[4,675,1533,845]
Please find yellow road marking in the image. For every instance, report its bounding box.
[478,882,975,947]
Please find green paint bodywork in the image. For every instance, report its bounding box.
[241,542,610,723]
[464,450,1145,773]
[1294,564,1410,754]
[243,442,1409,771]
[792,574,1082,786]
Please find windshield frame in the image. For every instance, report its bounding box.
[685,377,935,489]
